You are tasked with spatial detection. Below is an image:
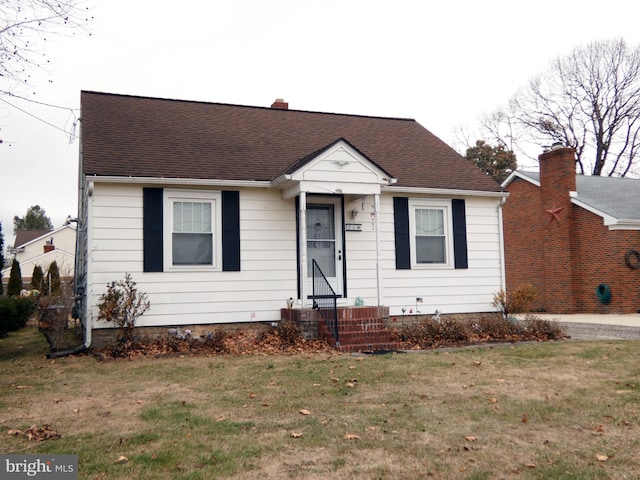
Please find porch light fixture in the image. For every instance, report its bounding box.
[351,209,358,219]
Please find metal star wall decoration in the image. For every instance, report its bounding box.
[545,203,563,224]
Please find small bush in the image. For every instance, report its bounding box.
[400,316,471,348]
[276,319,302,346]
[473,316,522,340]
[0,297,37,337]
[522,314,564,340]
[492,283,536,319]
[201,330,228,353]
[399,313,565,348]
[37,270,81,352]
[97,273,150,355]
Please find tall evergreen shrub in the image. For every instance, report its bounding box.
[7,259,23,296]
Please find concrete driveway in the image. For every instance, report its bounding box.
[534,313,640,340]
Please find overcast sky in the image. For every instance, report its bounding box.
[2,0,640,246]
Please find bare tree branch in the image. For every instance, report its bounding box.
[0,0,92,93]
[483,39,640,177]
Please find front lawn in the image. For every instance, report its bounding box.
[1,327,639,479]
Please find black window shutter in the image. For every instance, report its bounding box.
[222,191,241,271]
[452,199,468,269]
[143,188,163,272]
[393,197,411,270]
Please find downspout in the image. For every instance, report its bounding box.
[48,176,93,358]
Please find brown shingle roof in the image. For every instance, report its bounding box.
[80,91,502,193]
[14,230,52,248]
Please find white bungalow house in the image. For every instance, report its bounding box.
[2,225,76,289]
[74,91,508,350]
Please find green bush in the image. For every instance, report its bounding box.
[30,265,44,291]
[0,296,37,337]
[7,258,23,296]
[47,261,61,296]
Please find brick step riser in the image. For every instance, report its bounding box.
[318,320,390,332]
[318,326,396,336]
[319,332,397,342]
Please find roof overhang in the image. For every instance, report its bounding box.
[571,194,640,230]
[384,185,508,199]
[501,170,540,188]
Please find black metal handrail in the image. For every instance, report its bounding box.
[311,259,339,346]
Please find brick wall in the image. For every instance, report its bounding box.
[502,177,547,311]
[503,147,640,314]
[573,208,640,313]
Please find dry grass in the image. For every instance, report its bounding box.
[1,326,639,479]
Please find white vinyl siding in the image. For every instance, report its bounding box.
[85,182,504,329]
[86,184,297,327]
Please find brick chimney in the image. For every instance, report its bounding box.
[538,145,577,313]
[44,237,55,254]
[271,98,288,110]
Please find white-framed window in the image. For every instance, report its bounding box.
[163,189,222,270]
[409,199,454,267]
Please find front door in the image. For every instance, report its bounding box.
[306,198,343,296]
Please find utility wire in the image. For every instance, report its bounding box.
[0,95,78,141]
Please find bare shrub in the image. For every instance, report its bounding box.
[37,265,81,352]
[201,330,228,353]
[97,273,150,356]
[522,314,565,340]
[473,316,522,340]
[276,319,302,346]
[492,283,536,319]
[400,316,471,348]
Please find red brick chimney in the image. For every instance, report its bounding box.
[44,237,55,253]
[270,98,288,110]
[538,145,577,313]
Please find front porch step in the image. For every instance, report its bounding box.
[282,305,401,353]
[317,315,401,353]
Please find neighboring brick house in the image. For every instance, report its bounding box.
[502,146,640,314]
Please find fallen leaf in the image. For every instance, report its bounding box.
[525,463,536,468]
[290,431,303,438]
[593,425,604,433]
[596,454,608,462]
[299,409,311,415]
[216,415,226,422]
[465,436,477,442]
[488,398,498,403]
[344,434,360,440]
[345,382,355,388]
[115,456,129,464]
[7,429,22,436]
[248,393,256,399]
[473,361,482,366]
[522,413,529,423]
